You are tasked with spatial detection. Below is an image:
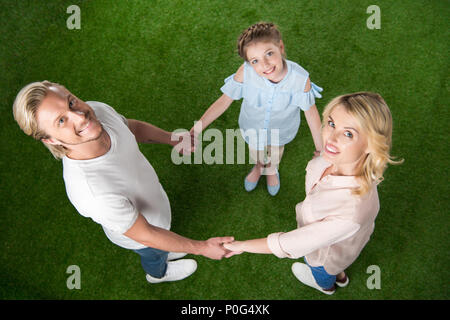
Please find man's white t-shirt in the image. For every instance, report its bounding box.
[62,101,171,250]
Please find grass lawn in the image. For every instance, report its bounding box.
[0,0,448,301]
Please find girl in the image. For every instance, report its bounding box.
[190,22,323,196]
[224,92,403,295]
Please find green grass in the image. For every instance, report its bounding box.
[0,0,448,300]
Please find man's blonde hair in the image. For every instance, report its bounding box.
[13,81,67,159]
[322,92,404,196]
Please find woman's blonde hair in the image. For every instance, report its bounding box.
[13,81,67,159]
[237,22,284,60]
[322,92,403,196]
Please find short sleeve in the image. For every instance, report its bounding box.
[220,74,243,100]
[117,113,128,126]
[291,82,323,111]
[67,180,139,234]
[87,101,128,126]
[90,195,139,234]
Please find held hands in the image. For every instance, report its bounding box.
[200,236,237,260]
[189,121,203,152]
[223,241,244,256]
[172,131,196,155]
[201,237,270,259]
[171,121,203,155]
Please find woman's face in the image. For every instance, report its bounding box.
[322,104,370,175]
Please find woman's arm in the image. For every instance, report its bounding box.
[224,218,361,258]
[223,238,271,254]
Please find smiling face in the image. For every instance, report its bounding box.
[36,85,104,148]
[245,40,287,83]
[322,104,370,175]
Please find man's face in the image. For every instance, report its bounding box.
[36,85,103,147]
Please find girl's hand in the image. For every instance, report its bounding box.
[189,121,204,152]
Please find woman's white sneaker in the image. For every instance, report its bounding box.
[336,274,349,287]
[291,262,335,295]
[146,259,197,284]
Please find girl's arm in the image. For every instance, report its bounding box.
[190,64,244,136]
[303,78,323,155]
[190,93,234,136]
[304,104,323,155]
[223,238,272,254]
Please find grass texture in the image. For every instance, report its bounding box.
[0,0,448,300]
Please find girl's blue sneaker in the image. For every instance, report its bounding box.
[244,167,261,192]
[267,171,280,196]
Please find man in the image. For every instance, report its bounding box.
[13,81,234,284]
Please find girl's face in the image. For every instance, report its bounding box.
[322,104,370,175]
[245,40,286,83]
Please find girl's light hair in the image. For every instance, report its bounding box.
[322,92,403,196]
[237,22,283,60]
[13,81,67,159]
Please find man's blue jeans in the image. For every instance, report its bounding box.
[133,247,169,278]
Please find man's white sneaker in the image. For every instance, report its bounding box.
[145,259,197,284]
[291,262,335,295]
[167,252,187,261]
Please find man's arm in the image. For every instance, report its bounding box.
[127,119,179,146]
[124,213,234,260]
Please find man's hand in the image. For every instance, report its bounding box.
[199,236,235,260]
